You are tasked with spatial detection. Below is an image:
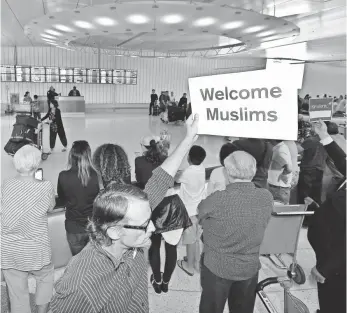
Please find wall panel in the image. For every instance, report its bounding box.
[1,47,266,107]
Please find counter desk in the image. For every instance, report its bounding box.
[38,96,85,114]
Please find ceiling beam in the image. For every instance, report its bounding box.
[117,32,148,47]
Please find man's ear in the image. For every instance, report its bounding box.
[106,227,122,241]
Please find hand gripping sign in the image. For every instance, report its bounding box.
[188,70,298,140]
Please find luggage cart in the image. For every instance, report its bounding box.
[258,205,314,313]
[261,205,309,285]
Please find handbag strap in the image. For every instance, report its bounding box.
[97,172,105,191]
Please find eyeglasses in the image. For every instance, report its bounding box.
[108,218,151,232]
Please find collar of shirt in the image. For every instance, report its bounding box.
[93,242,141,269]
[226,182,255,191]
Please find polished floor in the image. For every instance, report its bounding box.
[0,111,319,312]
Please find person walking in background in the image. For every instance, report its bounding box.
[198,151,273,313]
[23,91,32,104]
[47,86,59,110]
[57,141,101,255]
[41,100,68,153]
[267,140,293,204]
[31,95,41,120]
[176,145,207,276]
[149,89,158,115]
[307,120,346,313]
[1,145,56,313]
[135,136,166,189]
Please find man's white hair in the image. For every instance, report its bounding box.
[13,145,41,174]
[224,151,256,181]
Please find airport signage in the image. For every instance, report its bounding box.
[188,70,298,140]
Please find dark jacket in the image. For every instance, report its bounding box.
[47,90,58,102]
[178,97,187,108]
[57,167,100,233]
[233,139,273,189]
[135,156,162,189]
[152,194,192,234]
[68,89,81,96]
[307,140,346,278]
[41,108,64,127]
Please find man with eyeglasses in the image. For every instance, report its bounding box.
[50,115,200,313]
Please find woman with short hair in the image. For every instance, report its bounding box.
[93,143,131,187]
[57,140,100,255]
[1,145,56,313]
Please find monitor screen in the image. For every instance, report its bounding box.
[60,68,73,83]
[87,69,100,84]
[31,66,45,82]
[46,67,60,82]
[16,66,31,82]
[100,69,113,84]
[125,77,137,85]
[125,70,137,78]
[74,68,87,83]
[1,65,16,82]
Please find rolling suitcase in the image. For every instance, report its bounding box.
[168,106,185,122]
[16,115,39,128]
[153,106,160,116]
[4,140,29,156]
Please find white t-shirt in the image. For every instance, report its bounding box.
[268,142,293,188]
[176,164,206,217]
[207,166,228,196]
[284,140,299,173]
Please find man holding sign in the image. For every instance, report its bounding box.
[188,71,298,140]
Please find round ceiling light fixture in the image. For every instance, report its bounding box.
[95,17,116,26]
[42,38,56,43]
[127,14,150,24]
[256,30,276,37]
[157,56,166,58]
[41,34,56,39]
[74,20,94,29]
[45,29,62,36]
[54,24,74,32]
[193,17,216,27]
[161,14,183,24]
[221,21,244,30]
[243,25,266,33]
[130,55,139,58]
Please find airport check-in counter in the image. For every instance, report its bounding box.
[38,96,85,114]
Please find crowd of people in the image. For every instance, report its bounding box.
[1,96,346,313]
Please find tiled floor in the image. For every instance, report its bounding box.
[1,111,319,312]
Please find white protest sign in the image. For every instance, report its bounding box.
[188,70,298,140]
[309,98,333,121]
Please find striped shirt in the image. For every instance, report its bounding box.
[1,178,55,271]
[198,182,273,280]
[51,167,174,313]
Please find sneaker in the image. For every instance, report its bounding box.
[62,147,67,152]
[161,273,169,293]
[49,149,54,154]
[150,274,162,294]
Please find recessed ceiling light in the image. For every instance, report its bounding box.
[221,21,244,30]
[41,34,56,39]
[45,29,62,36]
[42,38,56,43]
[74,21,94,29]
[95,17,116,26]
[130,55,139,57]
[193,17,216,27]
[161,14,183,24]
[243,25,266,33]
[54,24,74,32]
[157,56,165,58]
[127,14,150,24]
[256,30,276,37]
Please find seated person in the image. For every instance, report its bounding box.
[176,145,207,276]
[135,136,166,189]
[178,93,188,109]
[50,115,200,312]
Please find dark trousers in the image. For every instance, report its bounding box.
[149,102,155,115]
[318,272,346,313]
[149,233,177,283]
[50,126,67,149]
[66,231,89,256]
[199,258,258,313]
[298,168,324,205]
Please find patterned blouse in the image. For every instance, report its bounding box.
[1,178,56,271]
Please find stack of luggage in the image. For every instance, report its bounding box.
[153,104,160,116]
[167,106,186,122]
[4,115,40,156]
